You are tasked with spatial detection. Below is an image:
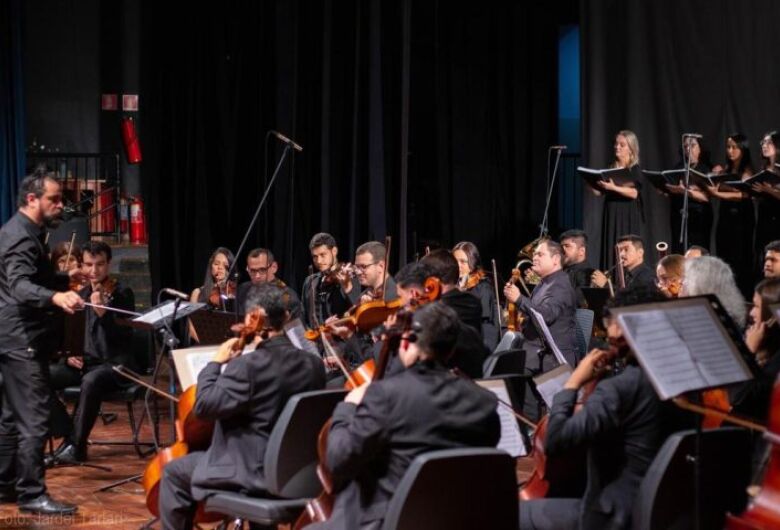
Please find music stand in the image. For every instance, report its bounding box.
[188,309,235,345]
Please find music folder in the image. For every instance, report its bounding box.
[609,295,754,401]
[577,166,633,191]
[722,170,780,196]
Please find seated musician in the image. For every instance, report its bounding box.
[655,254,684,298]
[503,239,578,367]
[763,240,780,279]
[453,241,499,351]
[559,229,595,308]
[301,232,359,329]
[519,285,674,530]
[350,241,396,303]
[591,234,656,291]
[50,241,81,273]
[307,302,500,530]
[158,283,325,530]
[235,247,302,319]
[189,247,235,311]
[681,255,747,329]
[47,241,135,464]
[420,249,483,336]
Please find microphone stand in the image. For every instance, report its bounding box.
[679,135,692,251]
[539,147,565,238]
[227,143,294,324]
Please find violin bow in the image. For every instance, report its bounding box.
[64,230,76,268]
[381,236,392,302]
[320,332,358,387]
[491,259,503,328]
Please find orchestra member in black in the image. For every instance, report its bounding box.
[655,254,684,298]
[349,241,397,304]
[704,133,755,296]
[301,232,359,329]
[190,247,235,311]
[666,135,713,253]
[50,241,81,273]
[452,241,499,351]
[518,285,674,530]
[158,283,325,530]
[764,240,780,279]
[0,170,84,515]
[754,131,780,275]
[681,255,747,330]
[559,229,595,308]
[235,247,301,319]
[308,302,500,530]
[420,249,483,336]
[592,235,657,292]
[590,130,645,268]
[46,241,135,465]
[503,239,578,367]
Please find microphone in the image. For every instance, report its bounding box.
[550,145,568,150]
[682,133,703,139]
[161,287,190,301]
[270,130,303,152]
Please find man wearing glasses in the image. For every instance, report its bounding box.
[348,241,397,303]
[236,248,301,319]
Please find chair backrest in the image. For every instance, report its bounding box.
[574,308,594,360]
[631,427,751,530]
[263,388,347,498]
[483,348,526,377]
[494,330,524,353]
[381,448,518,530]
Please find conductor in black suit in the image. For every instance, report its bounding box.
[519,286,674,530]
[309,302,500,530]
[504,239,579,367]
[158,283,325,530]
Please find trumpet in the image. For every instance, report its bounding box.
[656,241,669,259]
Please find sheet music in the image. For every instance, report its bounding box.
[528,307,569,366]
[172,344,256,388]
[533,364,574,408]
[284,318,321,356]
[476,379,528,457]
[615,299,752,400]
[133,300,204,325]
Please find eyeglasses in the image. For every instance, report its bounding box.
[247,266,270,275]
[354,262,378,272]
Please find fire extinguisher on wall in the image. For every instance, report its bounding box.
[121,116,143,164]
[129,196,147,245]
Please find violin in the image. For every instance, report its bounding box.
[91,276,118,303]
[141,308,264,522]
[208,278,237,308]
[320,263,357,286]
[460,269,486,291]
[506,269,528,332]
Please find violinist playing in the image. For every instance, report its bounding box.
[50,241,81,273]
[519,285,675,530]
[352,241,396,303]
[189,247,236,311]
[453,241,499,351]
[47,241,136,465]
[158,283,325,530]
[655,254,684,298]
[305,302,499,530]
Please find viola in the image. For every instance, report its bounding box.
[141,308,263,522]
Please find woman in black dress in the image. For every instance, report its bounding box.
[666,136,713,253]
[452,241,499,351]
[753,130,780,275]
[592,129,644,268]
[704,133,755,295]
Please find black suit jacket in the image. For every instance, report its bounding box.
[518,269,578,362]
[624,262,656,291]
[190,335,325,499]
[80,282,136,369]
[321,361,500,529]
[441,288,483,337]
[544,364,671,529]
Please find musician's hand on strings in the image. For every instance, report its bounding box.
[503,282,520,304]
[565,348,609,390]
[214,338,241,364]
[325,315,352,340]
[52,291,85,314]
[345,382,370,405]
[591,270,608,288]
[323,356,340,370]
[67,267,87,287]
[66,356,83,369]
[745,320,767,354]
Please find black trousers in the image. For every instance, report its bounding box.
[0,347,52,501]
[48,360,81,439]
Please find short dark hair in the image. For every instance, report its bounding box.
[17,168,58,208]
[617,234,644,250]
[687,245,710,256]
[559,229,588,247]
[81,240,112,262]
[247,247,275,263]
[540,239,563,259]
[355,241,386,262]
[309,232,337,250]
[395,262,434,288]
[420,249,459,285]
[452,241,482,271]
[411,302,460,360]
[765,240,780,254]
[244,283,287,330]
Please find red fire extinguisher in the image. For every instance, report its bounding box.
[121,116,143,164]
[129,196,147,245]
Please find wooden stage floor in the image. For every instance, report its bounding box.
[0,400,534,529]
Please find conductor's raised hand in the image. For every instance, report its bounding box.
[52,291,84,314]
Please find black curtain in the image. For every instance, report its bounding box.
[582,0,780,268]
[141,0,564,296]
[0,0,25,222]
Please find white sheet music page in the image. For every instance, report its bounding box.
[615,297,752,400]
[476,379,528,457]
[528,307,569,366]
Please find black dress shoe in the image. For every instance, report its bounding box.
[18,493,77,515]
[45,443,85,467]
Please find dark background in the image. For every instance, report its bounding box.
[5,0,780,295]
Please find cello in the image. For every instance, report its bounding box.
[137,308,264,522]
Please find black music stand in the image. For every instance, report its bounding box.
[189,309,235,345]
